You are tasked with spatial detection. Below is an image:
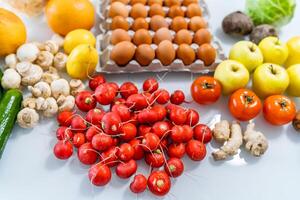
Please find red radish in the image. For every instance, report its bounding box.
[85,126,100,142]
[167,143,185,158]
[193,124,212,144]
[145,149,165,168]
[101,147,119,167]
[182,125,193,142]
[169,106,187,125]
[111,104,131,122]
[89,74,106,91]
[57,111,73,126]
[73,133,86,148]
[130,113,139,126]
[142,133,160,151]
[86,108,105,125]
[120,123,137,141]
[165,103,178,113]
[138,125,152,137]
[108,82,119,91]
[147,171,171,196]
[151,105,167,121]
[154,89,170,104]
[88,163,111,186]
[129,139,145,160]
[160,138,169,150]
[185,109,200,126]
[186,140,206,161]
[164,158,184,178]
[56,126,73,140]
[71,116,87,132]
[120,82,138,99]
[143,78,159,93]
[53,140,73,160]
[101,112,122,135]
[137,109,158,124]
[130,174,147,193]
[115,159,137,179]
[126,94,148,111]
[92,133,113,151]
[143,92,155,105]
[170,90,185,105]
[78,143,98,165]
[110,98,126,108]
[170,125,185,143]
[75,91,97,112]
[117,143,135,162]
[152,121,171,138]
[112,137,120,147]
[95,83,117,105]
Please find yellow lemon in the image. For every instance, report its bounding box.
[66,44,99,80]
[64,29,96,54]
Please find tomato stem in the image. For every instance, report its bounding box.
[202,82,213,89]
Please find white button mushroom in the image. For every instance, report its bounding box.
[44,40,59,55]
[1,68,22,89]
[28,81,51,98]
[41,67,60,84]
[57,95,75,112]
[21,64,43,86]
[17,108,39,128]
[51,34,65,48]
[4,54,18,69]
[53,52,67,71]
[43,97,58,117]
[51,79,70,99]
[16,43,40,62]
[35,51,54,70]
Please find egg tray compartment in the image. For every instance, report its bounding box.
[96,0,210,33]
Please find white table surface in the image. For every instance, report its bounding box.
[1,1,300,200]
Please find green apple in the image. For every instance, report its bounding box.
[229,41,263,73]
[286,64,300,96]
[258,36,289,66]
[214,60,250,95]
[253,63,290,98]
[285,36,300,67]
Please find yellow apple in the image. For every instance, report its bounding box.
[287,64,300,96]
[285,36,300,67]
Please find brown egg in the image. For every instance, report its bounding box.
[130,3,148,19]
[197,43,216,66]
[182,0,198,6]
[149,4,165,17]
[153,27,173,45]
[150,15,169,31]
[186,3,202,18]
[110,29,131,45]
[174,29,192,45]
[111,16,130,30]
[189,16,207,32]
[168,5,185,18]
[164,0,181,7]
[110,41,136,66]
[193,29,211,46]
[171,16,188,32]
[111,0,130,4]
[177,44,196,65]
[135,44,155,66]
[148,0,163,6]
[133,29,152,45]
[156,40,176,66]
[130,0,147,5]
[109,2,129,18]
[132,18,149,31]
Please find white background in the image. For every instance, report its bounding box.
[1,0,300,200]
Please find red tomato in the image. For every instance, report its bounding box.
[191,76,221,105]
[263,95,296,126]
[228,89,262,121]
[147,171,171,196]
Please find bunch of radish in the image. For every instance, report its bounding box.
[53,75,212,196]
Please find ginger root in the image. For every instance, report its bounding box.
[213,120,230,143]
[244,123,268,157]
[212,121,243,161]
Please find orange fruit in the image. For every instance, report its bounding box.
[0,8,26,57]
[45,0,95,36]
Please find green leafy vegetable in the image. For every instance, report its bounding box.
[246,0,296,26]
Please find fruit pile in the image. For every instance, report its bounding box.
[53,75,212,196]
[102,0,217,67]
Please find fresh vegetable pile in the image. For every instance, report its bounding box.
[53,75,211,196]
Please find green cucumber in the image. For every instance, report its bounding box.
[0,89,22,158]
[0,70,3,100]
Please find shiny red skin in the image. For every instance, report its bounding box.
[108,82,119,91]
[147,171,171,196]
[75,91,97,112]
[117,143,135,162]
[164,158,184,178]
[137,109,159,124]
[89,74,106,91]
[169,107,187,125]
[152,121,171,138]
[129,139,145,160]
[57,111,73,126]
[182,125,193,142]
[165,103,178,113]
[154,89,170,104]
[126,94,148,111]
[85,126,100,142]
[86,108,105,125]
[186,140,206,161]
[143,92,155,105]
[170,90,185,105]
[92,133,113,151]
[73,133,86,148]
[152,104,167,121]
[120,123,137,141]
[167,143,185,158]
[130,174,147,193]
[160,138,169,150]
[142,133,160,151]
[116,159,137,179]
[130,113,139,126]
[78,143,98,165]
[143,78,159,93]
[88,164,111,186]
[101,147,119,167]
[120,82,138,99]
[95,83,117,105]
[110,98,126,109]
[145,149,165,168]
[170,125,185,143]
[101,112,122,135]
[71,116,87,132]
[138,125,152,137]
[193,124,212,143]
[56,126,73,140]
[185,109,200,126]
[111,104,131,122]
[53,140,73,160]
